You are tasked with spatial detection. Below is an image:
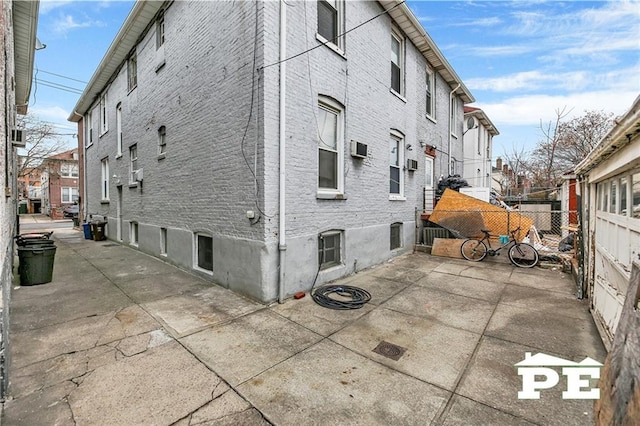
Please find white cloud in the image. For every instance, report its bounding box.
[39,0,74,14]
[31,105,72,123]
[466,70,590,92]
[52,14,106,36]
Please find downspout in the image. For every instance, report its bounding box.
[278,0,287,303]
[71,111,86,223]
[448,83,460,176]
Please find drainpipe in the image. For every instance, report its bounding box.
[278,0,287,303]
[448,83,460,176]
[71,111,86,223]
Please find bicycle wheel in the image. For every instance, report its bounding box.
[509,243,539,268]
[461,239,488,261]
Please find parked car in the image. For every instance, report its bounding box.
[63,204,79,218]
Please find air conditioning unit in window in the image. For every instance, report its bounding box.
[11,129,25,147]
[135,168,144,182]
[407,159,418,171]
[350,140,368,159]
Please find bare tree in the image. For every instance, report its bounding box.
[17,113,67,178]
[531,107,572,188]
[501,145,531,195]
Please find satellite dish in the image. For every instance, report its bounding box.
[466,117,476,129]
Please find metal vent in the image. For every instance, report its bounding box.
[423,228,450,246]
[372,341,407,361]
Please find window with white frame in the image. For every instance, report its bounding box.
[318,97,344,194]
[86,110,93,147]
[633,172,640,218]
[116,103,123,157]
[318,230,341,269]
[195,233,213,272]
[60,162,78,177]
[61,187,78,203]
[389,132,404,197]
[451,97,459,137]
[130,221,139,246]
[391,30,404,95]
[100,93,108,134]
[317,0,343,51]
[129,144,138,183]
[160,227,167,255]
[158,126,166,156]
[127,52,137,91]
[156,11,165,49]
[101,158,109,200]
[390,222,402,250]
[426,67,435,118]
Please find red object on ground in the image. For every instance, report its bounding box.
[294,292,306,299]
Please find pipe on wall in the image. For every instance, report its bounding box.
[448,83,460,176]
[278,0,287,304]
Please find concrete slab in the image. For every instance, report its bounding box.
[485,303,607,361]
[68,341,224,425]
[456,336,597,426]
[340,273,411,305]
[387,253,442,273]
[441,394,538,426]
[180,310,322,386]
[2,381,76,426]
[416,271,505,303]
[382,285,496,334]
[500,284,592,321]
[113,272,210,304]
[271,294,375,336]
[330,308,480,390]
[237,339,450,426]
[459,262,513,283]
[142,286,263,338]
[367,263,427,284]
[507,267,578,296]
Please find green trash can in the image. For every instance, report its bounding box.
[17,245,57,285]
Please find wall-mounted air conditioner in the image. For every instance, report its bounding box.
[407,159,418,171]
[11,129,25,147]
[135,168,144,182]
[350,140,368,159]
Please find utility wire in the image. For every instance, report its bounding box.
[260,0,406,70]
[33,78,83,94]
[37,69,88,84]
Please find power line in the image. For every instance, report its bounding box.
[260,1,406,70]
[37,69,88,84]
[33,78,83,95]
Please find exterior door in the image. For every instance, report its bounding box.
[424,156,434,212]
[116,186,123,241]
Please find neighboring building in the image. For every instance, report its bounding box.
[0,0,39,397]
[491,157,508,194]
[462,106,498,188]
[17,159,42,213]
[69,1,474,303]
[40,148,79,219]
[576,94,640,349]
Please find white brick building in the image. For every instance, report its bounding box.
[462,106,499,189]
[70,1,474,303]
[1,0,39,396]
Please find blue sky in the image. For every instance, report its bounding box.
[30,0,640,160]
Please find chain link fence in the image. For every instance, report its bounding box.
[423,209,578,255]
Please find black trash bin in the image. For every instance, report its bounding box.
[91,221,107,241]
[17,245,57,285]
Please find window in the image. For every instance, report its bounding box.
[116,103,123,157]
[389,132,404,197]
[318,231,341,269]
[129,145,138,183]
[426,67,435,118]
[633,173,640,218]
[101,158,109,200]
[451,97,459,137]
[130,221,139,246]
[391,30,404,94]
[390,222,402,250]
[318,97,344,195]
[156,11,165,49]
[317,0,343,50]
[127,52,137,91]
[620,177,628,216]
[425,156,433,188]
[61,187,78,203]
[609,180,617,213]
[158,126,166,156]
[100,93,108,134]
[160,227,167,255]
[195,233,213,272]
[60,163,78,177]
[86,111,93,147]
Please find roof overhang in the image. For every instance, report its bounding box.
[575,94,640,175]
[68,1,164,122]
[13,0,40,115]
[464,107,499,136]
[379,0,474,104]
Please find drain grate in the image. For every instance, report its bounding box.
[372,341,407,361]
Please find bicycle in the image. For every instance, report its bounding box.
[460,227,539,268]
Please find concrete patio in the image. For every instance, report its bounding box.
[3,218,606,425]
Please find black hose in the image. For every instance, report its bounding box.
[311,285,371,310]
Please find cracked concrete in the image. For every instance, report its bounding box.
[3,223,606,425]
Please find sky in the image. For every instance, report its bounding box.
[29,0,640,161]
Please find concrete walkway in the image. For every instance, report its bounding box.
[3,222,606,425]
